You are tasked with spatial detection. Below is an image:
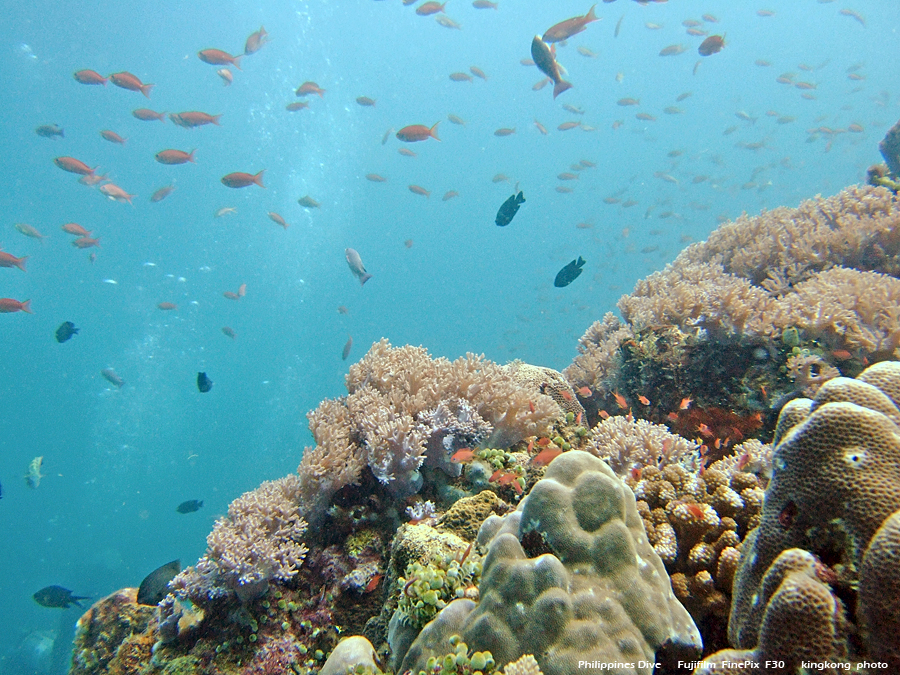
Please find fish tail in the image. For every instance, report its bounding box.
[359,273,373,286]
[20,300,32,314]
[553,80,573,99]
[140,83,154,99]
[430,121,441,141]
[188,149,196,163]
[254,170,266,188]
[586,4,597,21]
[16,257,27,272]
[232,55,242,71]
[212,114,222,126]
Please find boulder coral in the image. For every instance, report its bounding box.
[400,451,702,674]
[697,361,900,673]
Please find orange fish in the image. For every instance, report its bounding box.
[543,5,598,43]
[99,183,135,203]
[576,386,592,397]
[133,108,166,122]
[528,401,535,413]
[244,26,270,55]
[365,574,383,593]
[416,1,446,15]
[295,81,325,97]
[298,195,320,208]
[630,467,642,481]
[0,298,32,313]
[408,185,430,197]
[74,69,107,85]
[576,412,582,425]
[157,302,177,311]
[698,35,725,56]
[268,212,289,229]
[599,410,610,420]
[0,251,27,272]
[72,237,100,249]
[169,111,221,128]
[150,184,176,202]
[736,453,751,471]
[686,503,705,519]
[198,49,242,69]
[109,71,154,98]
[100,130,127,145]
[222,326,236,339]
[396,123,440,142]
[697,422,713,437]
[221,171,265,188]
[451,448,475,463]
[530,36,572,99]
[679,397,692,410]
[613,391,628,409]
[531,445,562,467]
[637,394,650,406]
[832,349,853,360]
[560,390,573,401]
[155,149,196,165]
[536,437,551,447]
[54,156,96,176]
[61,223,91,236]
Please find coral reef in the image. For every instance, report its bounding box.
[585,414,700,476]
[298,340,563,522]
[399,451,701,674]
[879,117,900,177]
[699,362,900,672]
[71,589,155,675]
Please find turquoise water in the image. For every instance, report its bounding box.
[1,1,897,671]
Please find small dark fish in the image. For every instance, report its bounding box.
[35,124,65,139]
[55,321,79,343]
[33,585,89,609]
[197,372,213,393]
[176,499,203,514]
[342,335,353,361]
[554,256,586,287]
[495,191,525,227]
[137,559,181,606]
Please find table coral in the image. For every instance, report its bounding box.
[400,451,701,675]
[706,362,900,672]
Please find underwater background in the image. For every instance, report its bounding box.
[1,0,898,672]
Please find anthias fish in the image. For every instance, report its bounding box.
[197,372,213,393]
[554,256,586,287]
[495,191,525,227]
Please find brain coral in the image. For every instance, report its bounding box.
[400,450,701,675]
[715,361,900,670]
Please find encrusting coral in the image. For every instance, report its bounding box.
[298,340,562,521]
[399,451,702,675]
[697,362,900,673]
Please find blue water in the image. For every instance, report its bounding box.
[1,1,896,671]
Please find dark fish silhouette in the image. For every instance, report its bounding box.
[495,191,525,226]
[55,321,79,343]
[35,124,65,139]
[342,336,353,361]
[554,256,586,287]
[137,559,181,606]
[176,499,203,514]
[33,585,89,609]
[197,372,212,393]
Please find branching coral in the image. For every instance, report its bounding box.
[563,312,633,396]
[585,414,701,476]
[298,340,562,520]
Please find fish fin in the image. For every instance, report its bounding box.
[20,300,33,314]
[17,256,27,272]
[586,4,597,21]
[140,83,154,99]
[254,170,266,188]
[359,273,373,286]
[232,55,242,71]
[553,80,573,99]
[430,121,441,141]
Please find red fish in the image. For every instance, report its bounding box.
[530,36,572,98]
[109,71,154,98]
[198,49,242,69]
[637,394,650,406]
[613,391,628,409]
[416,1,446,15]
[221,171,265,188]
[0,298,32,313]
[0,251,27,272]
[100,130,127,145]
[62,223,91,237]
[74,70,107,85]
[99,183,135,203]
[630,467,642,481]
[365,574,383,593]
[244,26,270,55]
[169,111,221,128]
[72,237,100,249]
[697,422,713,437]
[531,445,562,467]
[396,123,440,142]
[679,397,693,410]
[537,437,551,447]
[295,81,325,97]
[698,35,725,56]
[560,390,573,401]
[54,156,96,176]
[576,386,592,397]
[150,184,176,202]
[685,503,705,520]
[543,5,598,43]
[133,108,167,122]
[155,149,196,165]
[451,448,475,463]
